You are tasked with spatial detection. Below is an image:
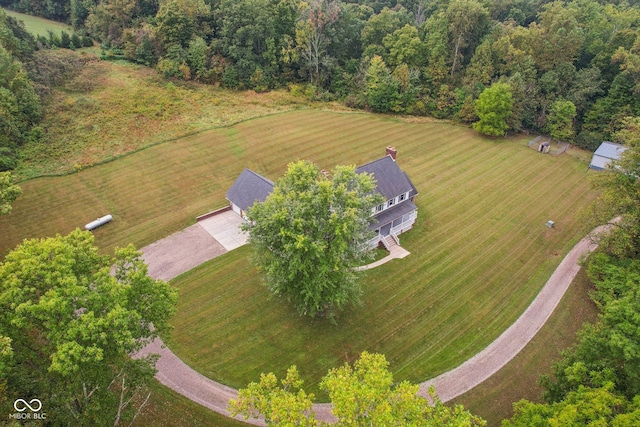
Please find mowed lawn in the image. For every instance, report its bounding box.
[0,110,598,402]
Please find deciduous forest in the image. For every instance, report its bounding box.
[2,0,640,173]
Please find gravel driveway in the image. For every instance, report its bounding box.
[136,222,606,425]
[141,223,227,281]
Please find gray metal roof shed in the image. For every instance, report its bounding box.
[590,142,628,171]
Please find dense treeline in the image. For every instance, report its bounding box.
[0,9,41,171]
[0,9,96,172]
[2,0,640,147]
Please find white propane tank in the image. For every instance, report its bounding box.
[85,214,113,231]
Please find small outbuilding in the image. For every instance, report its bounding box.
[589,141,628,171]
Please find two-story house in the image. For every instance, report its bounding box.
[226,146,418,249]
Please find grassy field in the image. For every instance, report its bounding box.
[453,268,600,426]
[1,7,72,36]
[15,53,345,180]
[164,112,598,399]
[0,110,598,419]
[132,380,246,427]
[134,268,600,427]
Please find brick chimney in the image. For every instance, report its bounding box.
[386,146,397,161]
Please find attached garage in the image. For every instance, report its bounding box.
[226,168,274,219]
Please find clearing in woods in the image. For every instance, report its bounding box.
[0,110,596,401]
[2,7,72,36]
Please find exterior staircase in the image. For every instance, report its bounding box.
[382,234,398,250]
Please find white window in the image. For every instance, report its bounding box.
[377,204,384,212]
[387,198,395,207]
[399,193,406,202]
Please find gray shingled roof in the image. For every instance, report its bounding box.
[227,156,417,213]
[226,168,274,211]
[356,156,418,200]
[369,200,417,229]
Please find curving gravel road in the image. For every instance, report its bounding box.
[134,226,604,425]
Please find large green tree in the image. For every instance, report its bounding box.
[295,0,341,85]
[444,0,490,78]
[229,351,486,426]
[473,82,513,137]
[244,160,382,318]
[0,230,178,425]
[547,99,577,142]
[365,54,400,113]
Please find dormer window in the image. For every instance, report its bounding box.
[399,193,406,202]
[377,204,384,212]
[387,198,395,207]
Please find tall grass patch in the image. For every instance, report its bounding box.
[17,54,345,179]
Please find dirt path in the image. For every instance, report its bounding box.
[136,228,602,424]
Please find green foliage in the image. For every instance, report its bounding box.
[230,352,486,426]
[444,0,491,78]
[505,383,639,427]
[217,0,277,87]
[59,29,70,48]
[244,160,383,319]
[547,99,577,142]
[0,171,20,214]
[229,366,317,425]
[155,0,209,49]
[0,9,42,170]
[320,352,485,426]
[544,253,640,400]
[295,0,341,86]
[523,143,640,422]
[382,24,425,68]
[0,229,178,425]
[360,7,409,49]
[4,0,640,139]
[364,54,399,113]
[473,82,513,137]
[0,334,11,378]
[187,36,209,82]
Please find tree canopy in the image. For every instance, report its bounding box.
[0,171,21,215]
[229,351,486,426]
[244,160,382,319]
[0,229,178,425]
[473,82,513,137]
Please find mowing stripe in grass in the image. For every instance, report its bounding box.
[1,111,597,400]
